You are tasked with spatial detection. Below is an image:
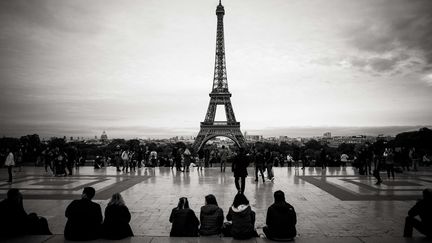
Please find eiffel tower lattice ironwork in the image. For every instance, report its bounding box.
[193,0,246,152]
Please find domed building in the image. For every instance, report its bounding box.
[100,131,108,143]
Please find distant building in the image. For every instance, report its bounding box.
[323,132,331,138]
[101,131,108,142]
[245,135,263,142]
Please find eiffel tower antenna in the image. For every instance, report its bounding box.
[193,1,246,152]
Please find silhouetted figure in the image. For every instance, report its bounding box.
[232,148,249,194]
[220,146,229,172]
[0,189,51,236]
[224,193,258,239]
[200,194,224,236]
[263,190,297,241]
[4,148,14,183]
[254,149,266,183]
[64,187,102,241]
[169,197,199,237]
[404,188,432,238]
[102,193,133,240]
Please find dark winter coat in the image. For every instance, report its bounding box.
[64,198,103,241]
[408,198,432,236]
[169,208,199,237]
[266,201,297,238]
[0,199,29,236]
[199,204,224,236]
[232,153,249,178]
[226,205,256,239]
[102,204,134,240]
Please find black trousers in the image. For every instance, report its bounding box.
[235,176,246,194]
[404,216,429,237]
[7,166,12,182]
[263,226,295,241]
[255,166,265,181]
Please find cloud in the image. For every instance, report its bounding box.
[342,0,432,74]
[422,73,432,86]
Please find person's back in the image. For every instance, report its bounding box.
[0,193,28,236]
[226,194,257,239]
[65,187,102,241]
[264,190,297,240]
[169,197,199,237]
[404,188,432,238]
[102,196,133,240]
[200,195,224,236]
[266,202,296,239]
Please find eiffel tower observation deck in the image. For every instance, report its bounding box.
[193,0,246,152]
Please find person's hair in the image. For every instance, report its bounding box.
[205,194,218,206]
[177,197,189,209]
[423,188,432,201]
[222,145,225,149]
[274,190,285,203]
[7,188,21,200]
[82,187,96,199]
[232,193,249,208]
[108,193,125,206]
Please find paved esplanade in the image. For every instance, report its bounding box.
[1,166,431,243]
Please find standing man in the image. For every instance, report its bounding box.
[4,148,14,183]
[219,146,229,172]
[121,149,130,173]
[254,149,266,183]
[232,148,249,194]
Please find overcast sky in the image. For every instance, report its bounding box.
[1,0,431,138]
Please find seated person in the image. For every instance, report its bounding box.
[0,189,51,236]
[225,193,258,239]
[102,193,134,240]
[263,190,297,241]
[199,194,224,236]
[64,187,102,241]
[404,188,432,238]
[169,197,199,237]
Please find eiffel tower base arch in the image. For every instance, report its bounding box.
[193,124,246,152]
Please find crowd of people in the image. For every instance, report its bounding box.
[1,187,431,240]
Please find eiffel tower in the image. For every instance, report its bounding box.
[193,0,246,152]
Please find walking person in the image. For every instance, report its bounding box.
[254,149,265,183]
[197,149,204,171]
[232,148,249,194]
[220,146,229,172]
[199,194,224,236]
[102,193,134,240]
[373,151,383,185]
[121,149,130,173]
[409,147,420,171]
[169,197,199,237]
[4,148,14,183]
[183,148,192,172]
[265,150,274,181]
[384,148,395,180]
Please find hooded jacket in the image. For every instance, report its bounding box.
[169,208,199,237]
[226,204,256,239]
[199,204,224,235]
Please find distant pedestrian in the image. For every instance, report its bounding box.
[254,149,265,183]
[232,148,249,194]
[4,148,14,183]
[404,188,432,238]
[169,197,199,237]
[409,147,419,171]
[384,148,395,180]
[197,149,204,171]
[183,148,192,172]
[263,190,297,241]
[340,153,349,167]
[220,146,229,172]
[102,193,133,240]
[121,149,130,172]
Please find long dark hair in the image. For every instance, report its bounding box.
[205,194,218,206]
[232,193,249,208]
[177,197,189,209]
